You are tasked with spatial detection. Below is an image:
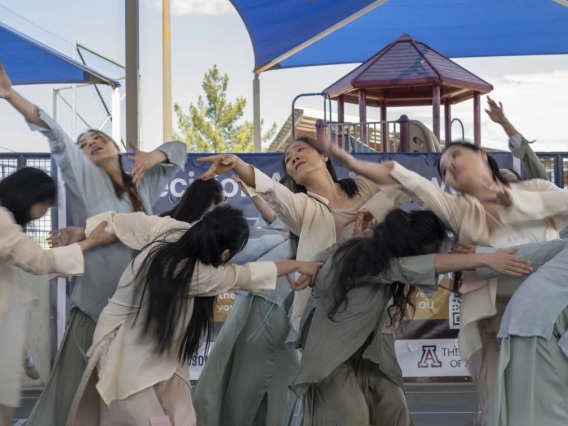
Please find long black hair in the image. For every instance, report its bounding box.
[283,135,359,198]
[133,205,249,361]
[438,142,510,187]
[77,129,144,212]
[160,179,224,223]
[328,209,446,324]
[0,167,56,227]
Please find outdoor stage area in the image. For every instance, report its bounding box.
[14,383,478,426]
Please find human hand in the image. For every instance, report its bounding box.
[81,222,117,250]
[287,261,323,290]
[0,62,13,99]
[481,176,513,207]
[344,208,374,235]
[313,131,350,164]
[198,154,239,180]
[48,227,86,247]
[451,241,476,254]
[485,96,507,124]
[127,143,166,186]
[484,248,532,277]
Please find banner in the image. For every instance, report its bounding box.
[145,151,515,380]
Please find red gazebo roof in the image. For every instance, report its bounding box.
[324,33,493,107]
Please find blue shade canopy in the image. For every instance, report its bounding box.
[0,21,120,88]
[231,0,568,72]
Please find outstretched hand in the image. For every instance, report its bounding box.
[487,248,532,277]
[480,176,513,207]
[127,142,166,187]
[48,226,86,248]
[0,62,13,99]
[198,154,239,180]
[485,96,507,124]
[287,261,323,290]
[344,208,374,235]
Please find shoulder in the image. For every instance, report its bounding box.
[513,179,558,192]
[0,207,17,227]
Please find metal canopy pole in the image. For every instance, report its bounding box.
[125,0,140,148]
[163,0,173,141]
[253,73,261,152]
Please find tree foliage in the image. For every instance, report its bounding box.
[174,65,276,153]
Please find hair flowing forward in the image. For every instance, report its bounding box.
[328,209,446,325]
[133,205,249,361]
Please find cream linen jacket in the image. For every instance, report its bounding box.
[241,167,410,335]
[0,206,84,327]
[389,162,566,361]
[83,211,277,404]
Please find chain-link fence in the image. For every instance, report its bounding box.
[535,152,568,188]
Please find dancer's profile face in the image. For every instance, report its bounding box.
[284,140,329,186]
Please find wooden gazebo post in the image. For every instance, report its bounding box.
[358,89,367,145]
[337,95,345,148]
[473,92,481,146]
[380,100,388,152]
[432,85,441,142]
[444,100,452,144]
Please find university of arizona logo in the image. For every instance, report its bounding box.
[418,345,442,368]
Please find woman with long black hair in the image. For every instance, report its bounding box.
[292,209,532,426]
[311,134,568,425]
[66,205,321,426]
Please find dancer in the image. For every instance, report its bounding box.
[66,205,321,426]
[292,208,532,426]
[0,167,112,426]
[194,177,301,426]
[312,134,568,424]
[0,61,187,426]
[198,136,412,422]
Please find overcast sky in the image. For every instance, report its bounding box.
[1,0,568,153]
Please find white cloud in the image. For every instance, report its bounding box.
[154,0,234,16]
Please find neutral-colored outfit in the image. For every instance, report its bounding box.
[65,212,278,426]
[26,109,186,426]
[477,239,568,426]
[241,169,412,425]
[293,249,438,426]
[194,218,300,426]
[0,207,84,409]
[241,168,408,335]
[387,161,567,424]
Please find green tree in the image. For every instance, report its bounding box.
[174,65,276,153]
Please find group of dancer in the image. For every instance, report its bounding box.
[1,58,568,426]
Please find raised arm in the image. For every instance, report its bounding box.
[312,135,471,233]
[485,97,548,180]
[199,153,256,187]
[0,62,47,128]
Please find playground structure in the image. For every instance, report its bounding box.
[319,33,493,153]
